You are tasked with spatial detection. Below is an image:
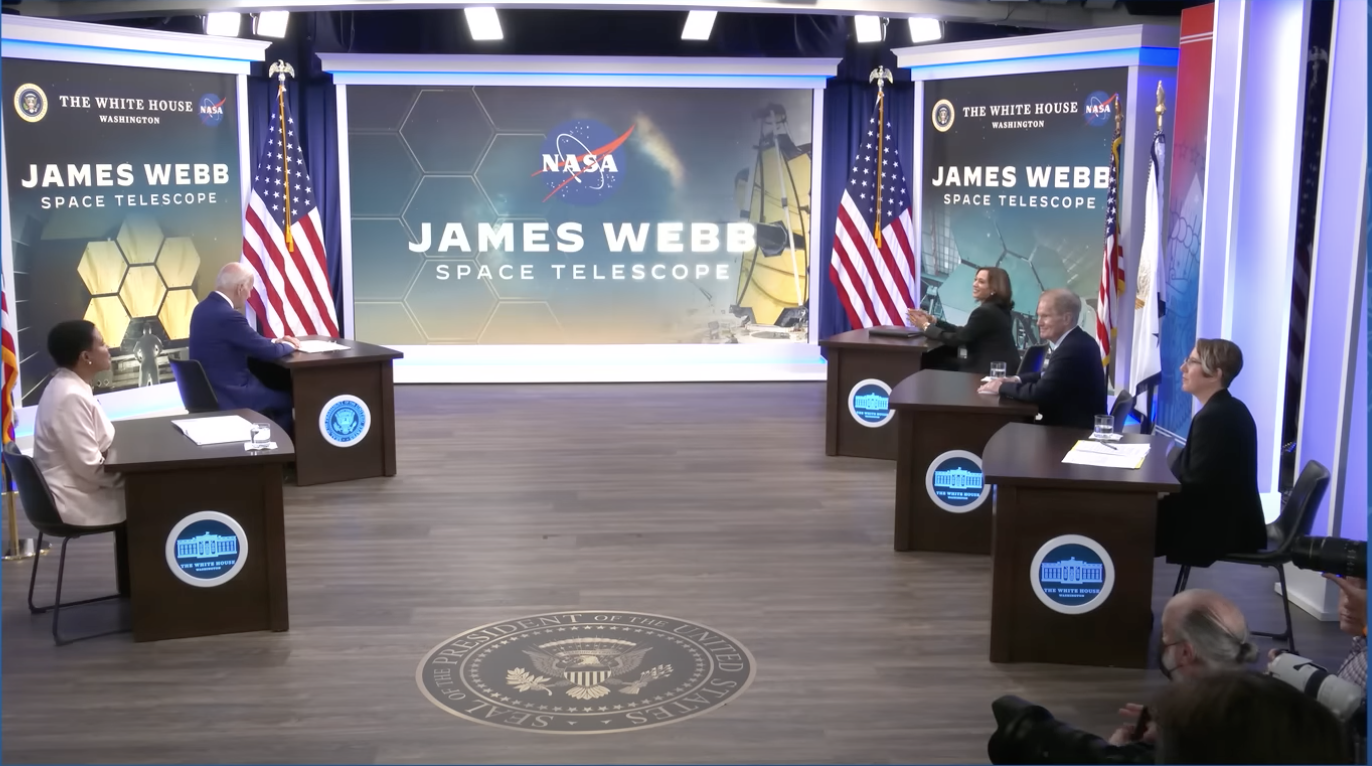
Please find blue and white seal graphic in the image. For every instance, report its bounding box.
[165,511,248,588]
[924,450,989,513]
[1030,534,1115,615]
[848,378,894,428]
[320,394,371,447]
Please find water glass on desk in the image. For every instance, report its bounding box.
[1092,415,1114,440]
[989,362,1007,380]
[250,422,272,445]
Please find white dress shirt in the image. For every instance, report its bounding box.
[32,367,125,526]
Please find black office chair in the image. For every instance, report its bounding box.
[1017,345,1047,377]
[1172,460,1329,653]
[1,442,127,646]
[169,358,220,413]
[1109,393,1135,434]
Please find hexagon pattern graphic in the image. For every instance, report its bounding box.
[348,86,585,344]
[78,216,203,345]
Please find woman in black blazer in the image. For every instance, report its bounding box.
[1157,338,1267,566]
[907,266,1020,376]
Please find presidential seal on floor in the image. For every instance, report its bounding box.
[416,610,756,734]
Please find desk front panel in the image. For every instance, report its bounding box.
[291,360,396,485]
[826,347,928,460]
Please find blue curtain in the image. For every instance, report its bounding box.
[815,62,915,345]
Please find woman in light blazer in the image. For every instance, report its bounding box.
[32,320,124,526]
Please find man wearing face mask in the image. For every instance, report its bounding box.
[1108,589,1259,747]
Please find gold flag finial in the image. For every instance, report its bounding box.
[1155,81,1166,132]
[269,60,296,82]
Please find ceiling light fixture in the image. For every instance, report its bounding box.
[854,15,883,44]
[464,7,503,41]
[255,11,290,38]
[681,10,717,41]
[908,17,944,43]
[205,12,242,37]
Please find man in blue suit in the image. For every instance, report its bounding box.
[189,263,300,433]
[978,288,1107,429]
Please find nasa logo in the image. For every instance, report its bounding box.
[319,394,371,448]
[198,94,226,127]
[416,610,756,734]
[1030,534,1115,615]
[533,119,635,206]
[924,450,989,513]
[848,378,894,428]
[931,98,955,132]
[13,83,47,123]
[1083,91,1115,127]
[165,511,248,588]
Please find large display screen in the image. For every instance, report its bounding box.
[2,59,241,405]
[920,69,1129,348]
[344,85,814,346]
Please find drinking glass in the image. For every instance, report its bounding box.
[251,422,272,445]
[1093,415,1115,440]
[989,362,1008,380]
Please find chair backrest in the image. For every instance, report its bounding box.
[169,358,220,413]
[1110,393,1135,433]
[1017,345,1047,376]
[1,441,71,536]
[1270,460,1331,553]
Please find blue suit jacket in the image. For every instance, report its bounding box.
[188,294,294,412]
[997,325,1107,429]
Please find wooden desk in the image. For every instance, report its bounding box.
[817,329,940,460]
[105,409,294,642]
[271,337,403,486]
[982,424,1179,668]
[889,371,1037,553]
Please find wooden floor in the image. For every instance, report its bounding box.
[1,383,1353,764]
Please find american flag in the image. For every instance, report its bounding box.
[241,80,339,339]
[0,288,15,444]
[1094,104,1125,368]
[828,110,917,328]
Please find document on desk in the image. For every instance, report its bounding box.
[295,339,349,353]
[1062,440,1151,469]
[172,415,254,446]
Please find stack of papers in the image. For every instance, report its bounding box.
[296,339,349,353]
[1062,440,1151,469]
[172,415,254,446]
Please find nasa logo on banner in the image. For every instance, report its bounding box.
[198,93,226,126]
[1030,534,1115,615]
[537,119,633,206]
[924,450,989,513]
[13,83,47,123]
[165,511,248,587]
[848,379,894,428]
[931,98,955,132]
[1083,91,1115,127]
[320,394,371,447]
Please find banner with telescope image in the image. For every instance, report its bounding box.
[2,59,242,405]
[344,85,814,346]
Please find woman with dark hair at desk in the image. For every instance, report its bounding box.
[31,319,125,526]
[907,266,1020,376]
[1156,338,1266,565]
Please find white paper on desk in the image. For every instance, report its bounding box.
[295,339,348,353]
[172,415,254,446]
[1062,440,1150,469]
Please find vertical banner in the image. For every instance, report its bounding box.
[345,85,814,346]
[3,60,241,405]
[920,69,1128,348]
[1155,6,1214,436]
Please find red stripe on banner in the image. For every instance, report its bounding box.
[828,261,862,329]
[282,223,326,335]
[889,214,917,294]
[877,225,915,309]
[832,230,880,326]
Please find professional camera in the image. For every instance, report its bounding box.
[1268,652,1366,763]
[1289,536,1366,579]
[987,695,1154,765]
